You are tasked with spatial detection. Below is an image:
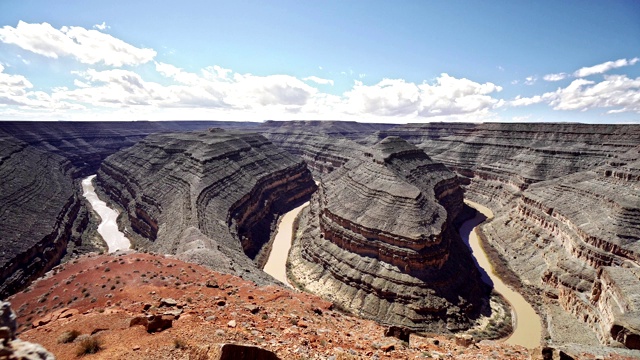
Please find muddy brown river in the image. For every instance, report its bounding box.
[263,202,309,287]
[463,200,542,349]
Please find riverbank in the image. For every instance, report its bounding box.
[464,200,542,349]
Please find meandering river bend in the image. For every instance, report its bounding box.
[462,200,542,349]
[81,175,131,253]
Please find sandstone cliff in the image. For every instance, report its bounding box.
[96,129,316,285]
[0,130,88,299]
[289,136,486,332]
[380,123,640,348]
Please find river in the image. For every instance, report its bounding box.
[81,175,131,253]
[263,202,309,287]
[462,200,542,349]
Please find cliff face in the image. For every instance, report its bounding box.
[96,129,316,285]
[382,123,640,347]
[289,137,486,331]
[257,121,391,176]
[0,121,257,299]
[0,130,87,299]
[0,121,253,178]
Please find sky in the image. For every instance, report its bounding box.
[0,1,639,123]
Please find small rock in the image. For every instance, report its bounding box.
[217,300,226,306]
[163,309,183,318]
[227,320,236,328]
[297,321,308,328]
[245,305,260,314]
[206,279,219,288]
[130,316,149,328]
[205,316,217,322]
[146,315,173,333]
[160,298,178,307]
[384,325,412,342]
[312,307,323,316]
[132,345,141,351]
[380,343,395,352]
[455,334,474,347]
[143,303,152,311]
[215,329,225,337]
[215,343,279,360]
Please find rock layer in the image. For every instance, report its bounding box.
[96,129,316,284]
[290,137,486,331]
[0,130,87,299]
[380,123,640,347]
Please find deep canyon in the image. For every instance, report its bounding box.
[1,120,639,359]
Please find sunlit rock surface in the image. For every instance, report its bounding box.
[290,137,486,332]
[96,129,316,285]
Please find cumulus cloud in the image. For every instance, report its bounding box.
[342,74,503,118]
[574,57,639,78]
[511,74,640,114]
[0,64,82,110]
[524,76,537,85]
[0,21,156,66]
[303,76,334,86]
[548,75,640,113]
[543,73,568,82]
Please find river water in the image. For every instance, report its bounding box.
[263,202,309,287]
[462,200,542,349]
[81,175,131,253]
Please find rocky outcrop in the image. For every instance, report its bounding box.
[289,137,486,331]
[0,130,88,300]
[381,123,640,347]
[0,302,54,360]
[96,129,316,285]
[256,121,392,176]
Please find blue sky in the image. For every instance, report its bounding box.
[0,1,639,123]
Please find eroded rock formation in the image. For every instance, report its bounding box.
[379,123,640,347]
[96,129,316,284]
[0,130,87,299]
[289,137,486,331]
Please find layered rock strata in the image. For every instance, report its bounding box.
[380,123,640,347]
[290,137,486,331]
[96,129,316,285]
[0,130,88,299]
[256,120,392,176]
[0,121,256,299]
[0,121,253,178]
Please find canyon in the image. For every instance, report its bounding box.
[0,120,639,358]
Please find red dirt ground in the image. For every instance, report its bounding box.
[6,252,626,359]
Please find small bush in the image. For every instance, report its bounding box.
[76,336,102,356]
[173,338,187,349]
[57,329,81,344]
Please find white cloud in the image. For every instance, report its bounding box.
[510,74,640,114]
[302,76,334,86]
[543,73,568,82]
[0,21,156,67]
[524,76,537,85]
[548,75,640,113]
[93,22,110,31]
[510,95,546,107]
[0,64,82,110]
[341,74,503,118]
[574,57,639,78]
